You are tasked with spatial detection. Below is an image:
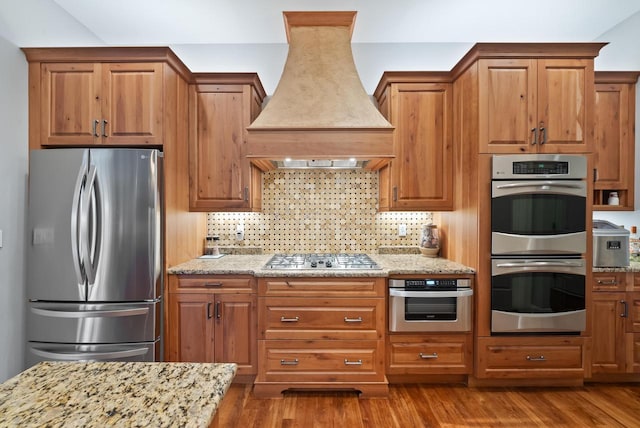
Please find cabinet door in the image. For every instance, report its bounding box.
[189,84,251,211]
[627,292,640,333]
[478,59,537,153]
[593,80,636,210]
[627,333,640,373]
[40,62,101,146]
[591,292,627,374]
[101,63,163,146]
[214,293,257,375]
[537,59,594,153]
[168,293,214,362]
[390,83,453,210]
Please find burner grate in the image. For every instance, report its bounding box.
[265,253,381,270]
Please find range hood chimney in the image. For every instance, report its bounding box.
[246,11,394,170]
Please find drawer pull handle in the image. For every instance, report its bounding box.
[344,359,363,366]
[419,352,438,360]
[280,359,299,366]
[344,316,363,323]
[280,316,300,323]
[205,282,223,287]
[526,355,546,362]
[597,279,618,285]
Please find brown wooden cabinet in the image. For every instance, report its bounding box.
[386,333,472,379]
[590,272,640,377]
[374,74,453,211]
[254,277,388,397]
[477,58,595,154]
[475,336,586,382]
[167,275,257,378]
[593,72,639,210]
[37,61,163,146]
[188,74,266,211]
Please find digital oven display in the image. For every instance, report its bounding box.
[512,161,569,175]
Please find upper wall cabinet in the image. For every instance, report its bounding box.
[593,71,640,211]
[374,73,453,211]
[24,48,189,148]
[23,47,191,149]
[188,74,266,212]
[446,44,605,155]
[477,58,596,154]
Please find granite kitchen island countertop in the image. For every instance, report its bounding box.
[167,254,475,276]
[0,361,236,427]
[593,260,640,273]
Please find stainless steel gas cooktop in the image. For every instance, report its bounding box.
[264,253,381,270]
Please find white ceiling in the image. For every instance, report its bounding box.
[1,0,640,46]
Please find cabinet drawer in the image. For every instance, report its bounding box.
[477,337,585,379]
[387,334,472,374]
[592,273,627,292]
[170,275,254,293]
[258,340,384,382]
[259,297,383,340]
[258,278,385,297]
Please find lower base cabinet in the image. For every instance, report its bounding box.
[590,272,640,379]
[167,275,257,378]
[254,277,388,398]
[475,336,587,382]
[387,333,472,377]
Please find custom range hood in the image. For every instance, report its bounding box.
[246,11,394,170]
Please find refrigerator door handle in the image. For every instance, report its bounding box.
[30,347,150,361]
[31,306,149,318]
[70,161,86,287]
[81,164,98,285]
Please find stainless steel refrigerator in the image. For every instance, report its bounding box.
[26,148,163,367]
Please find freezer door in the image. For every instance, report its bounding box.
[87,149,163,301]
[27,301,161,343]
[27,149,89,301]
[26,341,159,368]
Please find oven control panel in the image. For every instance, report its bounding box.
[389,278,471,290]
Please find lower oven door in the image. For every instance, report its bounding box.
[389,289,473,332]
[491,258,586,333]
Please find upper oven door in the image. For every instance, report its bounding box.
[491,180,587,255]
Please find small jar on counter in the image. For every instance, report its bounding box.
[204,236,220,256]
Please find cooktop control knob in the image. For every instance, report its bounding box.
[326,261,332,267]
[311,261,317,268]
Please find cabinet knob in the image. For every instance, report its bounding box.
[620,300,628,318]
[280,316,300,323]
[344,316,363,323]
[530,127,538,145]
[280,359,299,366]
[101,119,108,137]
[344,359,363,366]
[93,119,100,138]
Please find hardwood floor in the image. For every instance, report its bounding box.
[212,383,640,427]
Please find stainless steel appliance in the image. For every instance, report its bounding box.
[491,154,587,255]
[593,220,630,267]
[490,154,587,334]
[388,278,473,332]
[264,253,381,270]
[26,148,163,366]
[491,258,586,333]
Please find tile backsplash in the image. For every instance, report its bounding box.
[207,169,433,253]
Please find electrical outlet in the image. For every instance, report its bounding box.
[236,224,245,241]
[398,224,407,237]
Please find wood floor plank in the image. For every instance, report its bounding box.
[213,383,640,427]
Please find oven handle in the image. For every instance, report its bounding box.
[495,181,584,190]
[389,289,473,298]
[495,260,584,268]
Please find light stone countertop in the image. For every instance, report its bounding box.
[593,260,640,273]
[167,254,476,277]
[0,361,236,427]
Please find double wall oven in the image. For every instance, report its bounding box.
[490,154,587,334]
